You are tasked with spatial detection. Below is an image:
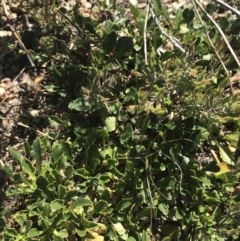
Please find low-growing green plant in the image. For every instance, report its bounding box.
[1,138,106,240]
[1,0,240,240]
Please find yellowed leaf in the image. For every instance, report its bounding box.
[214,162,232,176]
[84,231,104,241]
[218,144,235,165]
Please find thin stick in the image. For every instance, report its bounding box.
[8,25,36,68]
[12,67,26,82]
[210,149,221,164]
[17,122,55,140]
[190,0,229,76]
[214,0,240,17]
[1,0,36,68]
[57,9,82,34]
[193,0,240,68]
[144,3,150,65]
[149,2,187,55]
[1,0,10,18]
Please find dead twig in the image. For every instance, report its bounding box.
[57,9,82,34]
[12,67,26,82]
[149,1,187,55]
[193,0,240,69]
[190,0,229,77]
[144,2,150,65]
[17,122,55,140]
[214,0,240,17]
[8,25,36,69]
[1,0,36,69]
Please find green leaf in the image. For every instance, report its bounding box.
[88,144,99,161]
[127,237,136,241]
[49,115,67,127]
[88,144,100,174]
[130,3,140,21]
[218,144,235,165]
[124,87,137,102]
[120,124,133,144]
[58,185,66,199]
[183,8,195,22]
[92,200,108,214]
[45,84,58,92]
[153,29,162,51]
[51,199,64,212]
[136,114,150,135]
[71,198,93,209]
[68,98,91,112]
[158,203,169,216]
[134,207,152,221]
[24,142,31,157]
[114,37,133,59]
[203,190,221,205]
[115,198,132,211]
[10,148,36,181]
[14,211,28,227]
[9,147,23,162]
[31,137,42,175]
[75,168,90,179]
[53,229,68,238]
[65,190,79,202]
[64,165,74,179]
[75,229,86,237]
[27,228,43,238]
[157,177,177,190]
[36,175,52,196]
[53,66,62,78]
[112,222,126,237]
[4,227,19,237]
[52,143,62,162]
[190,211,199,221]
[105,116,117,132]
[206,2,217,14]
[142,230,151,241]
[82,216,98,229]
[103,31,117,54]
[223,132,240,147]
[160,225,180,239]
[179,24,189,34]
[169,207,184,220]
[97,128,110,138]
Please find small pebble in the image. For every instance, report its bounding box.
[27,109,39,118]
[0,87,5,97]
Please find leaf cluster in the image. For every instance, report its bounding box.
[1,0,240,240]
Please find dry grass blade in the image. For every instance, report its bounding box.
[193,0,240,69]
[214,0,240,17]
[190,0,229,81]
[144,3,150,65]
[149,1,187,55]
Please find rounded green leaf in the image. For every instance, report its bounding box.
[103,31,117,54]
[158,203,169,216]
[27,228,43,238]
[92,200,108,214]
[120,124,133,144]
[105,116,117,132]
[71,198,93,209]
[51,199,64,212]
[114,37,133,58]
